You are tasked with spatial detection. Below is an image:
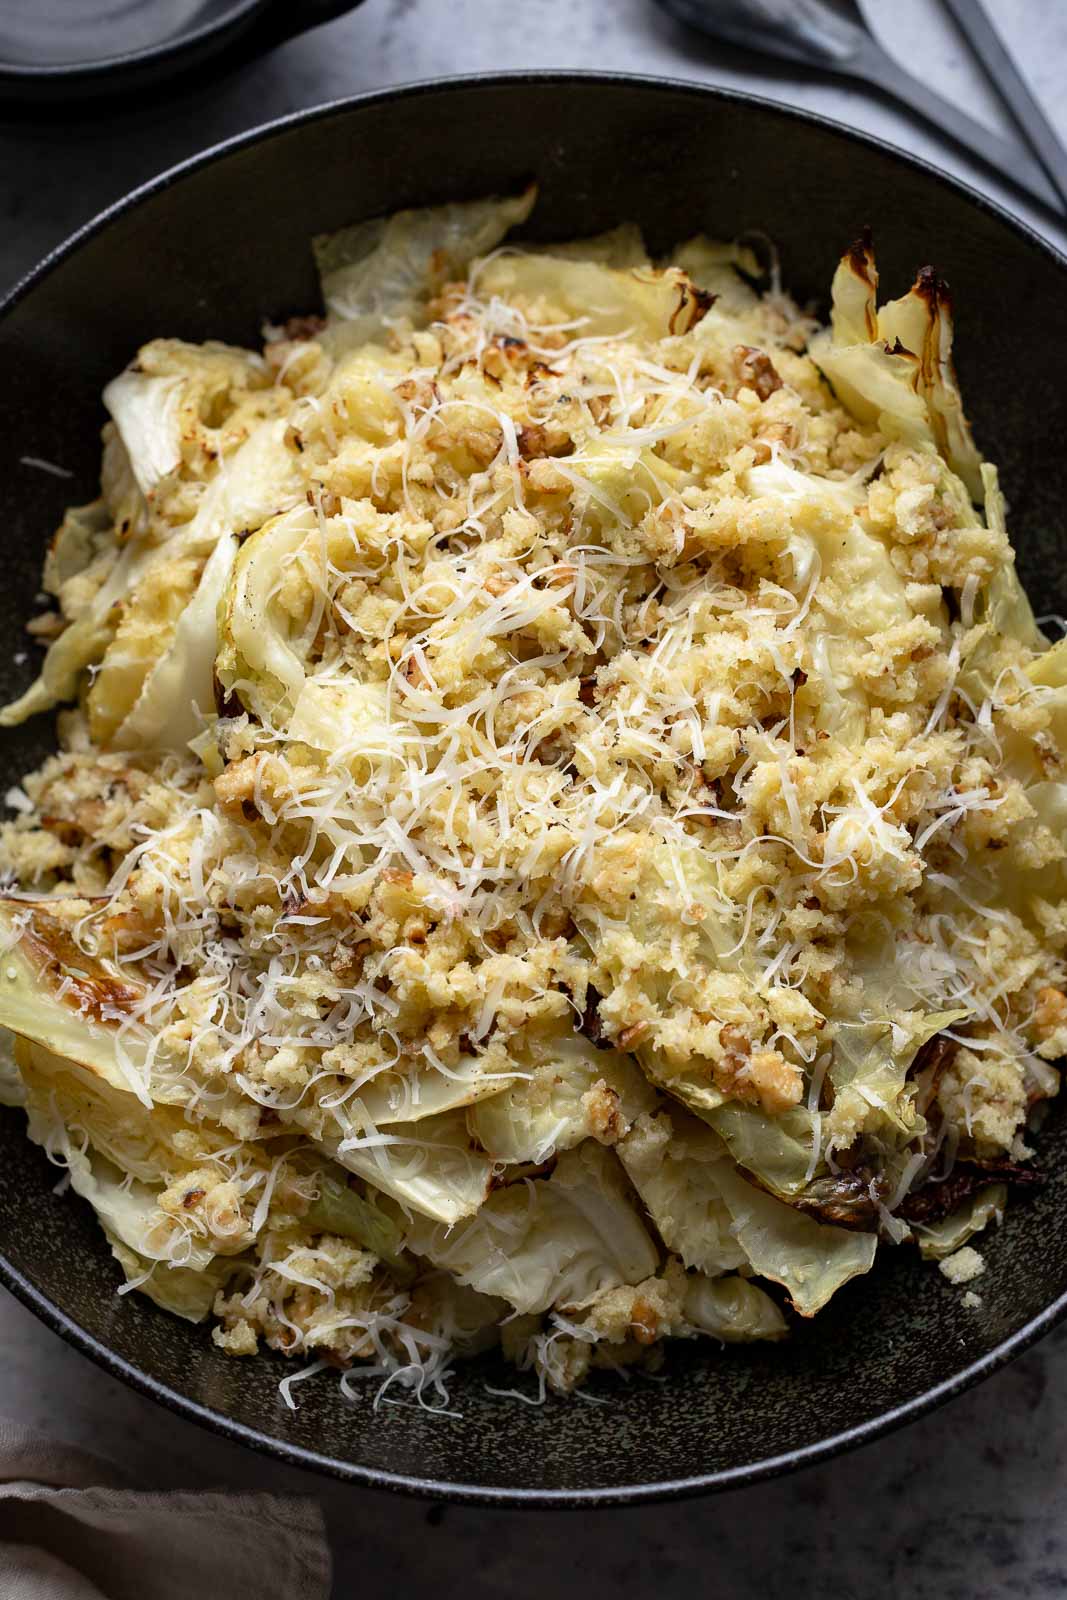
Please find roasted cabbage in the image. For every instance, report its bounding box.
[0,194,1061,1402]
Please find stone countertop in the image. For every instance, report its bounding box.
[2,3,1067,1594]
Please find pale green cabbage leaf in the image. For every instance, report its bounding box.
[810,237,982,499]
[0,906,155,1105]
[671,235,764,314]
[346,1053,518,1126]
[914,1183,1007,1261]
[102,368,185,497]
[712,1159,877,1316]
[467,1034,655,1164]
[315,188,536,348]
[617,1109,748,1276]
[15,1036,190,1181]
[683,1272,788,1342]
[1,415,299,729]
[0,906,251,1130]
[829,1008,970,1145]
[111,530,238,752]
[215,503,317,725]
[400,1143,659,1315]
[288,678,403,763]
[476,252,714,341]
[305,1169,413,1281]
[109,1238,235,1323]
[638,1041,819,1199]
[321,1106,494,1226]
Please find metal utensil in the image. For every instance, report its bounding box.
[942,0,1067,212]
[651,0,1062,212]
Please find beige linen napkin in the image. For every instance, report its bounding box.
[0,1419,331,1599]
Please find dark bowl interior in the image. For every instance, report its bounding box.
[1,75,1066,1505]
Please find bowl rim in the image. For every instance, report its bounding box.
[3,67,1067,1507]
[0,0,264,82]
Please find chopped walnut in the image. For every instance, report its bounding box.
[581,1079,625,1145]
[1034,986,1067,1041]
[747,1049,804,1113]
[716,1026,803,1114]
[734,344,783,400]
[627,1295,661,1346]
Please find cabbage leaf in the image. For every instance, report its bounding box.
[1,415,299,729]
[811,238,982,499]
[0,905,154,1105]
[316,188,536,347]
[638,1045,819,1198]
[400,1142,659,1314]
[712,1159,877,1316]
[50,1138,218,1276]
[324,1106,494,1226]
[468,1033,655,1164]
[617,1110,747,1276]
[829,1008,970,1144]
[109,1237,235,1323]
[111,531,238,751]
[347,1053,517,1126]
[476,253,714,341]
[683,1272,787,1342]
[215,504,317,725]
[914,1183,1006,1261]
[0,536,161,727]
[102,369,184,497]
[0,906,250,1130]
[15,1036,190,1181]
[671,236,764,314]
[305,1168,413,1281]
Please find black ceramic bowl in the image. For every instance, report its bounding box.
[1,74,1066,1506]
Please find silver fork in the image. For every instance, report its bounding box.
[650,0,1062,212]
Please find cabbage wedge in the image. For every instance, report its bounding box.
[476,253,714,341]
[111,531,238,751]
[109,1239,236,1323]
[0,904,251,1132]
[0,536,162,727]
[288,678,400,762]
[811,236,982,499]
[305,1169,413,1281]
[1,414,300,730]
[828,1008,970,1146]
[638,1047,820,1198]
[102,368,185,498]
[0,902,154,1105]
[345,1053,518,1126]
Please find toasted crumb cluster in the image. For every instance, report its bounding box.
[0,198,1062,1400]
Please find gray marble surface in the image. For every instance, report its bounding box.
[3,1,1067,1594]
